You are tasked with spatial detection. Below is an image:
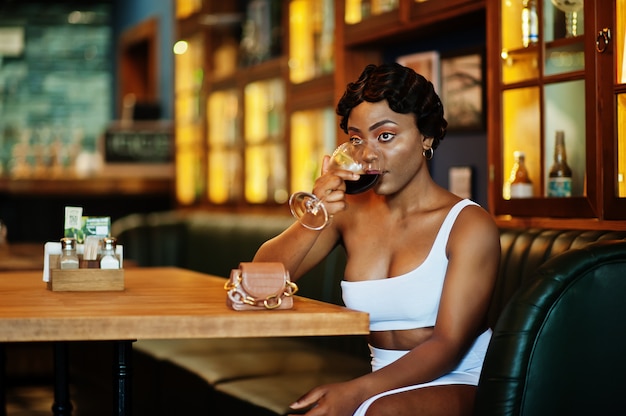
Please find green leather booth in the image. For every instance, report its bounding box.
[475,239,626,415]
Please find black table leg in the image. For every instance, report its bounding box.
[52,342,73,416]
[114,340,134,416]
[0,343,6,416]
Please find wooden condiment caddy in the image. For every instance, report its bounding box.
[47,253,124,292]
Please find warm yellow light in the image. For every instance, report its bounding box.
[618,0,626,83]
[243,79,286,203]
[502,88,541,199]
[176,0,202,19]
[244,82,268,144]
[290,108,336,193]
[618,95,626,197]
[289,0,314,83]
[173,40,188,55]
[176,148,198,205]
[345,0,361,23]
[207,90,240,203]
[245,147,268,203]
[615,0,626,198]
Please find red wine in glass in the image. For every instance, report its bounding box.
[345,171,381,194]
[289,141,383,230]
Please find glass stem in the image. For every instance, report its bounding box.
[565,11,579,38]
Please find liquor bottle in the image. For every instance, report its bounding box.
[509,151,533,198]
[522,0,538,47]
[361,0,371,19]
[548,130,573,197]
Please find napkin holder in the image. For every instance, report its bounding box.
[43,242,125,292]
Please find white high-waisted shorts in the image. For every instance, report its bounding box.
[353,328,492,416]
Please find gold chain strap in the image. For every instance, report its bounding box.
[224,272,298,309]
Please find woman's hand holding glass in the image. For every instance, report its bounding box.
[289,141,383,230]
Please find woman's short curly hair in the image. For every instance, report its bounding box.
[336,62,447,149]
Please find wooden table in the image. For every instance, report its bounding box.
[0,267,369,415]
[0,243,45,271]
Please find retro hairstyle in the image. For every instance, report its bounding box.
[336,63,447,149]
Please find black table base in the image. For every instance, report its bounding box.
[10,340,138,416]
[115,340,134,416]
[52,342,72,416]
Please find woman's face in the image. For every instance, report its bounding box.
[346,100,431,195]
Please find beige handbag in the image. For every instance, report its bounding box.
[225,262,298,310]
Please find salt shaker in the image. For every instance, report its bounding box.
[59,237,79,269]
[100,237,120,269]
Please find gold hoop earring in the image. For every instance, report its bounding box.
[423,148,434,160]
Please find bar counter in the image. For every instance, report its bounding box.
[0,166,174,243]
[0,166,172,197]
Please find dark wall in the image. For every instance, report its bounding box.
[0,192,172,243]
[382,18,488,208]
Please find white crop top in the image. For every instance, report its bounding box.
[341,199,478,331]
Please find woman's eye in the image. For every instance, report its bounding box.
[349,136,363,144]
[379,132,395,142]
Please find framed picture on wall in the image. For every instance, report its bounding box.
[448,165,473,199]
[440,50,485,131]
[397,51,440,92]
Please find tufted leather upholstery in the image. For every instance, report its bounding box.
[487,228,626,328]
[475,239,626,415]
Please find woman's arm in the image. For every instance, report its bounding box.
[254,155,358,281]
[253,221,341,281]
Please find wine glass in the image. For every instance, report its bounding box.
[289,141,383,230]
[551,0,584,38]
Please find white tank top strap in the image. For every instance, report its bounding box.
[432,199,478,252]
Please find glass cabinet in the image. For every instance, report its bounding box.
[174,33,204,206]
[490,0,597,218]
[490,0,626,222]
[289,0,335,83]
[290,108,336,193]
[172,0,491,211]
[207,89,241,204]
[174,0,337,208]
[602,0,626,218]
[618,0,626,199]
[243,78,287,204]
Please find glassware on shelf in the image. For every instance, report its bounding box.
[551,0,584,38]
[289,140,383,230]
[240,0,282,66]
[290,108,336,194]
[243,78,286,204]
[289,0,335,83]
[619,95,626,198]
[174,33,204,206]
[208,89,241,204]
[345,0,399,24]
[522,0,538,47]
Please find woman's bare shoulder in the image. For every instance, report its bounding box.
[450,202,500,250]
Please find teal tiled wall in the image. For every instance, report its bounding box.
[0,2,112,176]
